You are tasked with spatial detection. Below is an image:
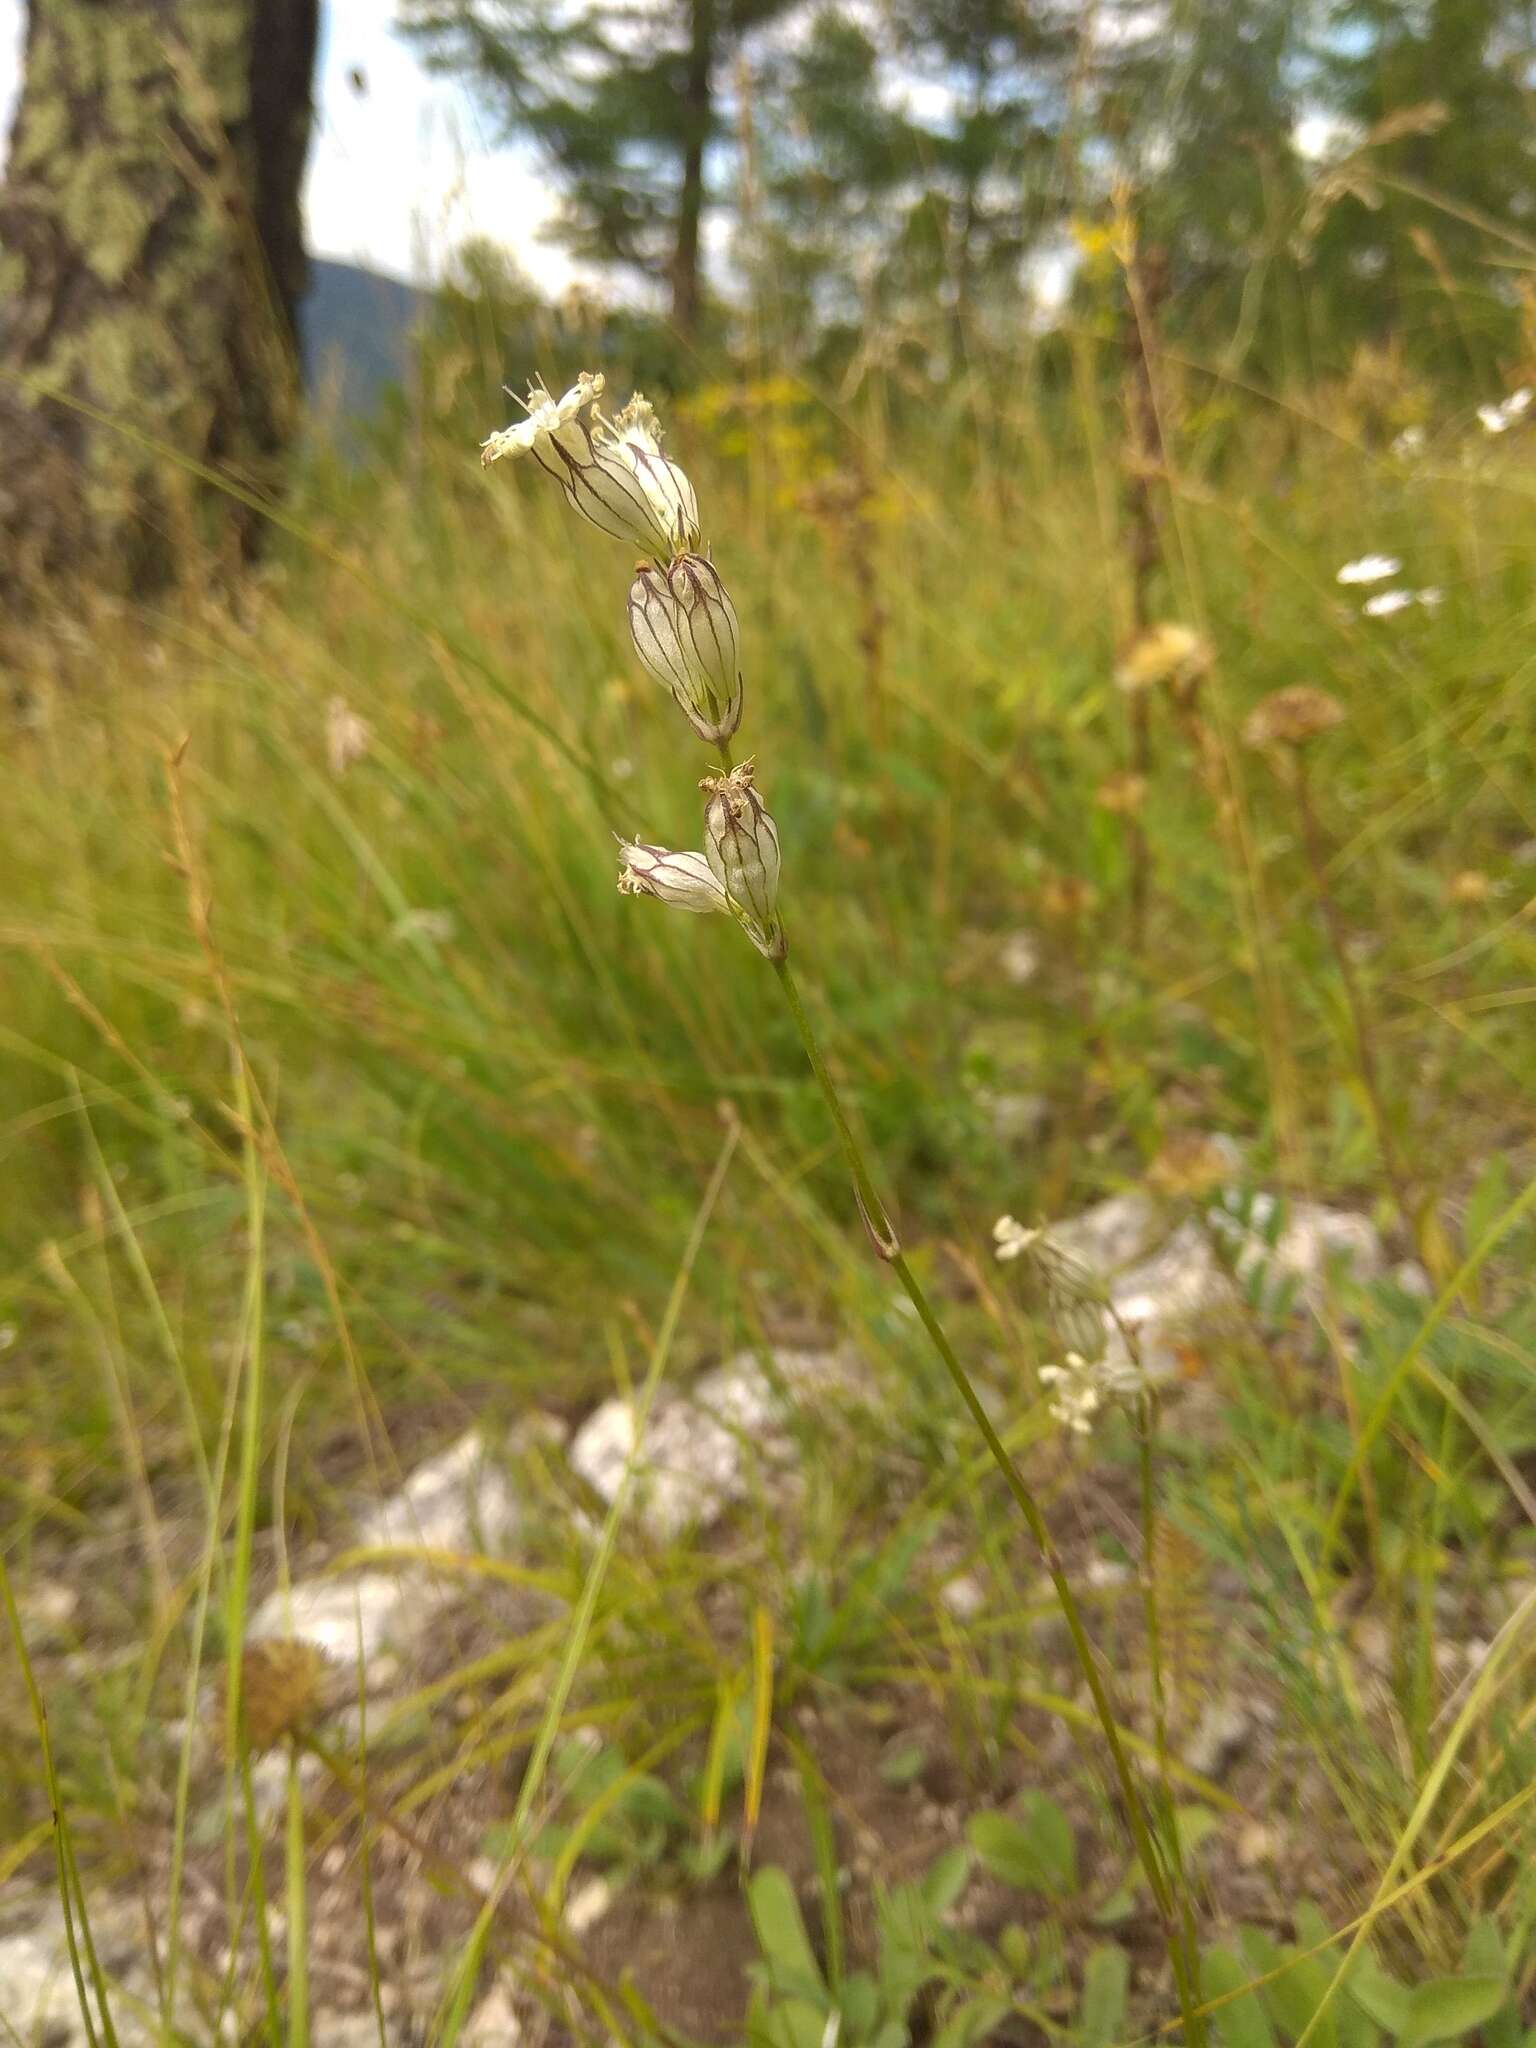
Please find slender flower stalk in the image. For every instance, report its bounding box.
[480,371,1207,2043]
[774,957,1204,2034]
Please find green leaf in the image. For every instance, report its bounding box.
[879,1742,928,1786]
[921,1845,973,1918]
[1203,1942,1277,2048]
[1461,1918,1505,1980]
[766,1999,831,2048]
[1080,1944,1130,2048]
[1348,1951,1413,2037]
[749,1867,825,2001]
[840,1973,880,2037]
[1397,1975,1507,2048]
[998,1924,1032,1976]
[933,1994,1014,2047]
[966,1796,1078,1898]
[1239,1926,1336,2048]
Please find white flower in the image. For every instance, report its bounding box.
[1390,426,1426,459]
[1336,555,1402,585]
[480,372,604,466]
[1478,389,1530,436]
[701,760,785,959]
[479,374,700,557]
[1414,587,1443,609]
[1362,589,1413,618]
[616,840,728,915]
[1036,1348,1143,1436]
[628,554,743,744]
[993,1214,1042,1262]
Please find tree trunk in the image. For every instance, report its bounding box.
[671,0,715,337]
[0,0,318,606]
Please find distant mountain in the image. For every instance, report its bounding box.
[300,258,429,418]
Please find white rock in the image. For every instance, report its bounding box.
[246,1746,326,1826]
[16,1579,79,1638]
[0,1928,84,2042]
[462,1980,523,2044]
[1181,1698,1252,1779]
[939,1573,986,1620]
[247,1572,407,1664]
[1038,1182,1388,1379]
[564,1874,613,1937]
[357,1429,521,1556]
[569,1348,857,1540]
[0,1914,162,2047]
[1392,1260,1434,1299]
[979,1090,1049,1147]
[1217,1194,1385,1301]
[1047,1191,1165,1274]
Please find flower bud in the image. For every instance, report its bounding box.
[628,554,743,745]
[616,840,728,915]
[701,761,785,960]
[567,396,700,557]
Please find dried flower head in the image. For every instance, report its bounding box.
[325,696,371,778]
[1242,685,1347,751]
[616,840,729,915]
[1446,869,1492,907]
[1038,874,1097,922]
[1114,622,1212,698]
[1147,1130,1242,1198]
[1094,770,1148,816]
[701,760,785,960]
[481,374,701,558]
[628,554,743,744]
[225,1638,331,1753]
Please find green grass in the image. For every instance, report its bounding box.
[3,343,1536,2041]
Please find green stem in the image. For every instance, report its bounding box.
[773,954,1205,2041]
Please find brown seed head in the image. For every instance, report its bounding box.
[225,1638,332,1753]
[1094,770,1149,816]
[1242,685,1347,751]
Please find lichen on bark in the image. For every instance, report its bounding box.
[0,0,318,604]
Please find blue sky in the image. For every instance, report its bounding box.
[0,1,573,290]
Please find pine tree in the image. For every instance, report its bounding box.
[402,0,802,337]
[1308,0,1536,368]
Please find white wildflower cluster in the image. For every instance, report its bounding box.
[992,1214,1042,1261]
[993,1215,1144,1438]
[1037,1351,1144,1437]
[481,372,786,960]
[1335,555,1400,586]
[1477,387,1531,436]
[1336,553,1442,622]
